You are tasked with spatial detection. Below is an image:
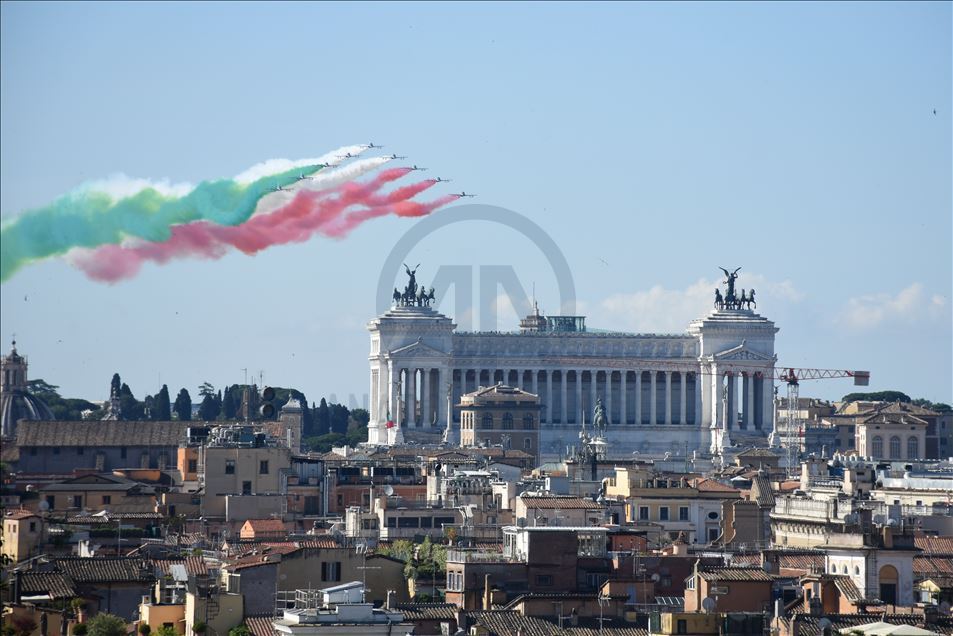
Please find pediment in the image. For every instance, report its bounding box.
[389,338,449,358]
[712,342,774,362]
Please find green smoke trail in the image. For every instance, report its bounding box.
[0,164,322,282]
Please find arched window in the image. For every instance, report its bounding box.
[523,413,535,429]
[872,436,883,458]
[854,566,860,576]
[907,437,919,460]
[842,565,848,574]
[889,436,901,459]
[502,413,514,430]
[481,413,494,430]
[523,438,532,451]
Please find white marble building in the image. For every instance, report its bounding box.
[367,296,779,458]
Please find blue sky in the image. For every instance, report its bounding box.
[1,2,950,406]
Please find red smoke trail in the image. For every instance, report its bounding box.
[70,169,455,283]
[324,194,462,239]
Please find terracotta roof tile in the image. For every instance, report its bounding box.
[17,421,188,447]
[242,616,276,636]
[519,495,604,510]
[18,571,76,599]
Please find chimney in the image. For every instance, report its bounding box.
[386,590,395,610]
[483,574,492,610]
[881,526,893,549]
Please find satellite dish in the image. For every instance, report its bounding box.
[818,618,833,631]
[938,600,951,614]
[384,485,394,496]
[701,597,716,613]
[434,462,442,474]
[38,500,50,512]
[651,573,660,582]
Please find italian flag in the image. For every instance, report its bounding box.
[385,411,395,429]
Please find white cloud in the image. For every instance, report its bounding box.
[597,274,803,333]
[836,283,948,330]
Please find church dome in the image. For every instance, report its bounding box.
[1,339,55,439]
[1,390,54,438]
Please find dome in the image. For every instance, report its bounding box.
[1,390,54,438]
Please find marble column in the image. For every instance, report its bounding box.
[606,370,614,425]
[387,360,395,423]
[709,366,721,428]
[761,372,774,432]
[620,372,628,425]
[590,371,598,421]
[745,374,755,430]
[576,370,584,424]
[437,367,447,427]
[727,374,738,431]
[560,371,568,425]
[694,372,703,426]
[531,370,539,398]
[650,371,658,425]
[664,371,672,425]
[407,367,417,427]
[420,368,430,427]
[679,373,687,425]
[634,370,642,424]
[545,371,553,425]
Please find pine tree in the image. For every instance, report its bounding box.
[222,385,238,420]
[156,384,172,420]
[317,398,330,436]
[174,388,192,421]
[110,373,122,397]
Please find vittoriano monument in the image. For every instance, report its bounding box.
[367,262,778,459]
[714,267,756,311]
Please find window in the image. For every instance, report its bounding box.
[659,507,670,521]
[535,574,553,586]
[523,438,532,451]
[188,460,198,473]
[120,447,127,459]
[72,495,82,508]
[679,507,689,521]
[225,460,235,474]
[321,561,342,582]
[29,522,37,532]
[872,436,883,458]
[45,496,54,509]
[53,447,59,455]
[77,447,84,455]
[523,413,534,429]
[259,460,269,474]
[29,447,37,456]
[707,512,719,520]
[481,413,494,430]
[889,436,901,459]
[907,437,919,460]
[102,496,111,505]
[686,577,695,590]
[677,619,688,635]
[854,566,860,576]
[502,413,514,430]
[707,528,719,542]
[638,506,649,521]
[842,565,848,574]
[242,481,252,495]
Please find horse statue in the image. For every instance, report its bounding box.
[593,397,609,437]
[426,287,436,306]
[748,288,756,309]
[714,288,724,309]
[739,289,748,310]
[393,287,402,306]
[416,286,427,306]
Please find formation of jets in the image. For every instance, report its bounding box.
[271,184,294,193]
[334,144,475,197]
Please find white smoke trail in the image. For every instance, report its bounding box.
[76,174,194,199]
[232,145,366,184]
[250,156,394,216]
